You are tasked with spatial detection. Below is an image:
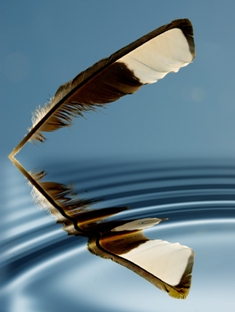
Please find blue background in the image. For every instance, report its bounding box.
[1,1,235,311]
[2,0,235,166]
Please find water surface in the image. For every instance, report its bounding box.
[2,158,235,311]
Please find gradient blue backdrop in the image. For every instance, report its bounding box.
[1,2,235,311]
[2,0,235,168]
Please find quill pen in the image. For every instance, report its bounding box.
[9,18,195,158]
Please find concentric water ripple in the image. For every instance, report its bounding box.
[2,159,235,311]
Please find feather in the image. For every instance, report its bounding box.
[9,18,195,157]
[10,156,194,298]
[88,220,194,299]
[10,156,130,235]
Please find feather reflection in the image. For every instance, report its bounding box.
[9,156,194,299]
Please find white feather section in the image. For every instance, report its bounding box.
[121,239,193,286]
[117,28,193,84]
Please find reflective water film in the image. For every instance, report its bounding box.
[2,159,235,311]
